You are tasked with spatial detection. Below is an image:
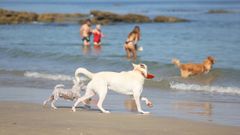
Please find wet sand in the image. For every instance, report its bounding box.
[0,101,239,135]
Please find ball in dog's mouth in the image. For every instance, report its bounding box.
[146,73,155,79]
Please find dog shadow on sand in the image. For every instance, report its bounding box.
[43,105,101,112]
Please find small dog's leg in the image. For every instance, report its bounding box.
[43,98,49,106]
[134,93,150,114]
[72,90,95,112]
[51,99,57,109]
[43,100,48,106]
[43,95,54,106]
[82,99,92,109]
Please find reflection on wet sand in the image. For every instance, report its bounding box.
[124,98,153,112]
[174,101,213,120]
[124,98,137,112]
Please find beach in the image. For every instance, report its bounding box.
[0,86,240,128]
[0,101,239,135]
[0,0,240,131]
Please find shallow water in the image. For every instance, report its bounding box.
[0,0,240,126]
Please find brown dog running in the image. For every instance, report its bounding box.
[172,56,215,78]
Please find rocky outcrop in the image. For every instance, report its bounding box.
[90,10,151,24]
[153,16,189,23]
[0,8,189,25]
[0,8,38,24]
[37,13,86,23]
[207,9,235,14]
[122,13,151,23]
[0,8,87,24]
[91,11,189,24]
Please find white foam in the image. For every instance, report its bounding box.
[24,71,72,81]
[170,82,240,95]
[138,46,143,51]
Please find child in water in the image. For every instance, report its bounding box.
[92,24,104,46]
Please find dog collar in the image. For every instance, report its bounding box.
[134,69,155,79]
[134,69,146,78]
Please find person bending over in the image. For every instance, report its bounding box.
[124,26,141,60]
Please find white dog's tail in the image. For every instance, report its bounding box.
[75,68,94,83]
[54,84,65,90]
[172,58,181,68]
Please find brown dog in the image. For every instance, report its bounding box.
[172,56,215,78]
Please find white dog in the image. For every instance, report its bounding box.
[43,79,85,109]
[72,63,154,114]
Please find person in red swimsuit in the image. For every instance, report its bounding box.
[92,24,104,46]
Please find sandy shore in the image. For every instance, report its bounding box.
[0,101,239,135]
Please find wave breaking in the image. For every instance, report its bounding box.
[24,71,72,81]
[170,82,240,95]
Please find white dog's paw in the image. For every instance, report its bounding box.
[140,111,150,114]
[43,101,47,106]
[102,110,111,114]
[52,106,57,109]
[72,107,76,112]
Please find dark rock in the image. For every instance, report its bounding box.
[0,8,87,24]
[153,16,189,23]
[207,9,235,14]
[0,8,189,25]
[90,10,121,24]
[37,13,87,23]
[90,10,151,24]
[0,8,38,24]
[122,14,151,23]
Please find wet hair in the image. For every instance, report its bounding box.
[128,25,141,40]
[96,24,101,29]
[84,19,91,24]
[207,56,215,64]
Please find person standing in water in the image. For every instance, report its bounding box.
[124,26,141,60]
[80,19,92,46]
[92,24,104,46]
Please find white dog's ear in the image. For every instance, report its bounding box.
[132,63,138,69]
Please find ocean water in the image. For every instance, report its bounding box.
[0,0,240,126]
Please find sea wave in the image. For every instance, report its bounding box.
[170,82,240,95]
[0,47,84,62]
[1,68,240,95]
[24,71,73,81]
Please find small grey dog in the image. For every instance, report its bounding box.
[43,79,86,109]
